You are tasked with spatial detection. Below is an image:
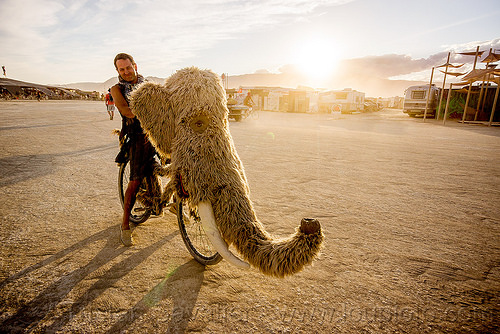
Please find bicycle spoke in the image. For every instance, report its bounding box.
[178,200,221,265]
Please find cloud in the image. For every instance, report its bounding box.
[1,0,497,89]
[334,38,500,82]
[254,69,271,74]
[264,37,500,95]
[0,0,63,56]
[0,0,352,82]
[338,55,430,78]
[109,0,353,75]
[411,11,500,38]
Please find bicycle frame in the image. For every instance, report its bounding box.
[116,138,221,264]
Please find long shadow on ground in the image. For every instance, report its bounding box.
[0,144,116,187]
[0,225,177,333]
[104,260,206,334]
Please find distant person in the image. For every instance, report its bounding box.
[244,92,253,108]
[2,66,5,77]
[227,93,237,105]
[105,88,115,120]
[110,53,155,246]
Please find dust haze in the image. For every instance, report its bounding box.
[0,101,499,333]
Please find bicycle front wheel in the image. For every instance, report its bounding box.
[177,199,222,265]
[249,108,259,120]
[118,160,151,224]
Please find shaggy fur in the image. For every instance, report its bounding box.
[130,67,323,277]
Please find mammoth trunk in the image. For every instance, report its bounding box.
[210,195,323,278]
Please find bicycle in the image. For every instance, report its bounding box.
[117,138,222,265]
[247,106,259,120]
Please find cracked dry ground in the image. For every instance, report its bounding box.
[1,100,499,333]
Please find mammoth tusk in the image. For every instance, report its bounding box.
[198,201,250,269]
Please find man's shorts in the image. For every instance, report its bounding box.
[129,133,155,181]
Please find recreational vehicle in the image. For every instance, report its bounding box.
[403,84,439,117]
[318,88,365,114]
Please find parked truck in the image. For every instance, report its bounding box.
[403,84,440,117]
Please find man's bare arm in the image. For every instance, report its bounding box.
[110,85,135,118]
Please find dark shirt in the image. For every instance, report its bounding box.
[116,75,145,136]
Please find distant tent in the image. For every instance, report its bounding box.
[0,78,56,97]
[4,85,22,96]
[0,77,86,98]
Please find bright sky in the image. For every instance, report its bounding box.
[1,0,499,88]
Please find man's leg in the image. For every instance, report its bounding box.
[121,179,140,246]
[120,133,153,246]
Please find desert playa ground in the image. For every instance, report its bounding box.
[0,100,499,333]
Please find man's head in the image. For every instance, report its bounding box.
[114,53,138,83]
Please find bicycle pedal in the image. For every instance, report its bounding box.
[151,210,163,217]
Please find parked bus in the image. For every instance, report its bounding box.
[403,84,440,117]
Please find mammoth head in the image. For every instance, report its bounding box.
[130,67,230,159]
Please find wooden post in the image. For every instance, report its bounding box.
[462,46,480,123]
[489,78,499,126]
[475,48,493,121]
[475,75,487,121]
[423,67,435,122]
[473,46,480,69]
[437,52,451,120]
[462,82,473,123]
[443,82,453,125]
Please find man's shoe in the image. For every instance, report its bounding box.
[120,228,134,247]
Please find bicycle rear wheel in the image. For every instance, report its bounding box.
[118,160,151,224]
[177,199,222,265]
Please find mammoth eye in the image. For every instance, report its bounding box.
[189,115,209,133]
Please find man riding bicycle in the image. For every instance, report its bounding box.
[111,53,155,246]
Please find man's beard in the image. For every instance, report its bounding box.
[120,72,137,83]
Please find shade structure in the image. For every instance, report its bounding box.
[481,51,500,64]
[461,68,500,82]
[457,51,485,57]
[439,70,466,77]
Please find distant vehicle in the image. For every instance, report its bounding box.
[364,100,382,112]
[318,88,365,114]
[403,84,439,117]
[228,104,251,121]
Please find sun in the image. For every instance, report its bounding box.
[293,38,340,86]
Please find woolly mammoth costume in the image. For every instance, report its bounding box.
[130,67,323,277]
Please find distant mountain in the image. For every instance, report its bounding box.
[225,72,424,97]
[56,73,422,97]
[56,81,108,94]
[57,76,165,94]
